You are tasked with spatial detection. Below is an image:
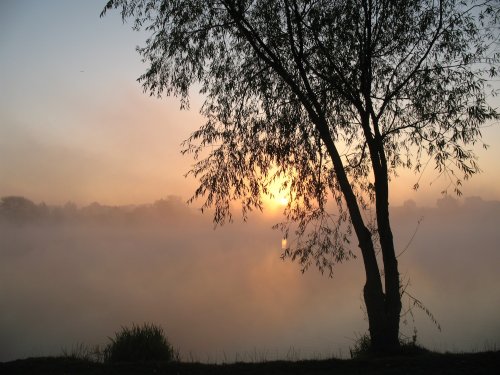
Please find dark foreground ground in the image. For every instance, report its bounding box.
[2,351,499,375]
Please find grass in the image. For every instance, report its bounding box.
[2,350,500,374]
[60,342,104,363]
[103,323,176,363]
[2,325,498,374]
[348,331,431,359]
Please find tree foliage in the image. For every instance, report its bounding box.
[102,0,499,352]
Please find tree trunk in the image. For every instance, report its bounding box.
[359,224,401,355]
[316,114,401,354]
[339,176,401,355]
[374,204,402,354]
[371,137,402,354]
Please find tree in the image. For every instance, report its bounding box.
[0,196,40,221]
[102,0,499,354]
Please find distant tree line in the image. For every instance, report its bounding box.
[0,195,192,224]
[1,195,498,225]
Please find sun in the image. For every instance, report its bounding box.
[276,196,289,206]
[264,174,291,210]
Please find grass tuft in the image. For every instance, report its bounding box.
[60,342,104,363]
[349,331,431,359]
[103,323,177,363]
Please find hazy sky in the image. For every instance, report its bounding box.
[1,0,500,206]
[0,0,205,205]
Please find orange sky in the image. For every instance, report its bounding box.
[1,1,499,208]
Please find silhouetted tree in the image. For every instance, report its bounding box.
[0,196,40,221]
[102,0,499,354]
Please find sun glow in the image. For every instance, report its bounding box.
[281,238,287,250]
[276,195,289,206]
[264,172,292,211]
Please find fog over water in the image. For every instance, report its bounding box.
[1,195,499,362]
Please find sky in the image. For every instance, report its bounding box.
[0,0,499,363]
[1,0,500,206]
[0,0,205,206]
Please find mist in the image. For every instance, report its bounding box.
[1,195,499,362]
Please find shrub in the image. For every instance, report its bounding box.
[104,323,175,363]
[349,333,372,358]
[349,330,430,358]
